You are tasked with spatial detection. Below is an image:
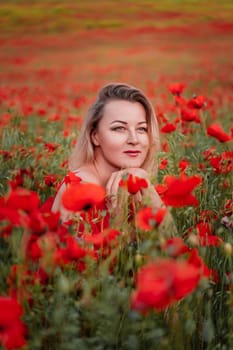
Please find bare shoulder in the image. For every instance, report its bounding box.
[51,164,101,219]
[73,164,101,185]
[51,181,66,213]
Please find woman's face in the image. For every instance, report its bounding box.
[92,99,150,171]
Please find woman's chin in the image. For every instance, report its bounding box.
[119,160,143,169]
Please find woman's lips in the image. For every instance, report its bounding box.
[124,151,141,157]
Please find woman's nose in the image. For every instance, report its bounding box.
[127,130,139,144]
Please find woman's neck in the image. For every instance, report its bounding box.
[92,157,119,188]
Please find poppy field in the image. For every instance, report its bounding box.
[0,1,233,349]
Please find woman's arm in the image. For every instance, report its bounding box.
[51,182,73,222]
[51,168,101,223]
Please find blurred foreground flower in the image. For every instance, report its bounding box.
[0,297,27,350]
[119,174,148,194]
[62,182,106,212]
[83,228,121,250]
[0,187,40,232]
[131,258,200,312]
[155,174,202,207]
[136,207,167,231]
[4,187,40,213]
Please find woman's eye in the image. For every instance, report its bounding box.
[138,127,148,132]
[111,126,148,132]
[111,126,126,131]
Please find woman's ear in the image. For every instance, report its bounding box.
[91,130,100,146]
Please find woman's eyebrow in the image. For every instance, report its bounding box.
[110,120,147,125]
[110,120,127,125]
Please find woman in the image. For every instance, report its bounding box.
[52,83,165,223]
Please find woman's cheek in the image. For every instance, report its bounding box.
[108,135,126,148]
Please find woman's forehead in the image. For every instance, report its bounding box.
[102,99,147,122]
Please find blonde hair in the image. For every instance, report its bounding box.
[69,83,160,174]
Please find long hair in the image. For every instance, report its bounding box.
[69,83,160,174]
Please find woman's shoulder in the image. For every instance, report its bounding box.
[69,164,101,185]
[51,164,100,215]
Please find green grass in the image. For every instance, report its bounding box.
[0,0,233,36]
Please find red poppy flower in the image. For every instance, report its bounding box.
[0,297,27,350]
[179,159,190,172]
[38,108,46,116]
[223,199,233,217]
[64,172,82,185]
[159,158,168,170]
[174,95,186,107]
[79,205,110,235]
[0,207,29,227]
[180,108,200,123]
[168,83,186,96]
[39,196,56,213]
[62,182,106,212]
[160,123,176,133]
[73,95,86,108]
[9,173,24,189]
[203,146,216,160]
[83,229,121,249]
[157,112,168,124]
[187,95,205,109]
[162,141,169,152]
[136,207,167,231]
[131,258,200,312]
[198,209,217,222]
[0,150,12,160]
[27,234,43,261]
[41,211,61,231]
[54,235,87,264]
[195,221,223,247]
[119,174,148,194]
[207,124,231,143]
[6,187,40,213]
[26,210,48,234]
[44,174,57,187]
[187,248,215,280]
[209,156,222,173]
[48,114,61,122]
[7,264,48,303]
[44,142,59,152]
[208,151,233,174]
[155,174,202,207]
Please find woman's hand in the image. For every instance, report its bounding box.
[106,168,163,209]
[106,168,176,235]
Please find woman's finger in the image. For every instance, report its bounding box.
[136,191,142,203]
[106,171,120,196]
[106,171,124,208]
